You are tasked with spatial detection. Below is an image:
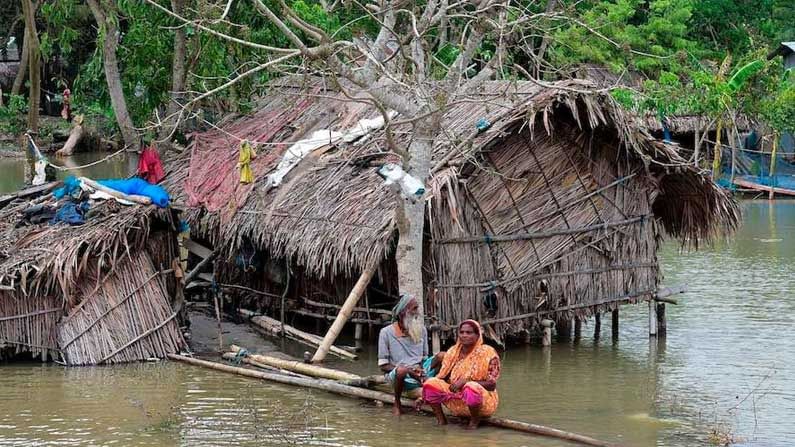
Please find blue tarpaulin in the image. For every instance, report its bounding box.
[98,178,170,208]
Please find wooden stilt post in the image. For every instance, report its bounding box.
[556,318,571,341]
[611,309,619,340]
[354,323,364,341]
[541,319,554,347]
[656,303,667,337]
[574,318,582,340]
[769,135,779,200]
[213,291,223,352]
[311,264,376,363]
[648,300,657,337]
[594,313,601,339]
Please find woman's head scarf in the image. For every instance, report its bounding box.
[437,319,486,380]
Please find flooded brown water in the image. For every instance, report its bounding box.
[1,154,793,446]
[0,149,136,194]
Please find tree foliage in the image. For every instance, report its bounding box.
[3,0,794,137]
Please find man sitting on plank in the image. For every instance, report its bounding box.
[378,293,441,415]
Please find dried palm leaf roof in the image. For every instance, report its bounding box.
[643,114,755,133]
[164,77,739,277]
[0,196,169,299]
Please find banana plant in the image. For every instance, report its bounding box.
[711,58,765,178]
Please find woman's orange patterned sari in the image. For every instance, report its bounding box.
[422,320,500,417]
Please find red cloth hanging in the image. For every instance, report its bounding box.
[137,145,165,184]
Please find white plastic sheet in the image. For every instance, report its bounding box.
[266,111,397,187]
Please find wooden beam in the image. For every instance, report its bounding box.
[239,309,356,360]
[184,251,217,285]
[184,239,213,259]
[311,264,376,363]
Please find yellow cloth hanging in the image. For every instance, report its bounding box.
[238,141,257,184]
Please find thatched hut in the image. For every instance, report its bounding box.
[164,78,739,342]
[0,189,185,364]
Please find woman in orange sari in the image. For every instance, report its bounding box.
[421,319,500,429]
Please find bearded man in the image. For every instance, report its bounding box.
[378,293,440,415]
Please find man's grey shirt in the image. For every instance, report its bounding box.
[377,323,428,367]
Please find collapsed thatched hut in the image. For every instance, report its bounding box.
[0,189,185,364]
[164,78,739,342]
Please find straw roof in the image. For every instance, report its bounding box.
[0,196,169,298]
[165,78,739,280]
[644,114,756,133]
[575,64,755,134]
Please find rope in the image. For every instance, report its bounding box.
[49,147,129,171]
[26,132,129,172]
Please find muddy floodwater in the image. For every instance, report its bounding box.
[1,159,793,446]
[0,149,136,194]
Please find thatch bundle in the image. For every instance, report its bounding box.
[165,77,740,340]
[0,193,185,363]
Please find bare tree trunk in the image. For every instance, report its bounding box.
[159,0,187,141]
[21,0,39,132]
[693,127,700,166]
[394,116,439,316]
[86,0,140,152]
[11,28,28,96]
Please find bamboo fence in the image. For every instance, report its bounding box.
[57,252,184,365]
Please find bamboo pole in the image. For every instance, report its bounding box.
[611,309,619,340]
[648,300,657,337]
[229,345,359,380]
[711,120,724,178]
[656,303,667,337]
[239,309,356,360]
[213,291,223,352]
[311,264,376,363]
[438,216,648,244]
[168,354,622,447]
[184,250,217,285]
[594,313,601,339]
[303,298,393,316]
[99,312,178,364]
[769,134,779,200]
[221,353,313,378]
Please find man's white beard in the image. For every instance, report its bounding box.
[404,314,423,344]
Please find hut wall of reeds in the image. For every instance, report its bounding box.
[429,121,661,335]
[164,78,740,341]
[0,197,186,364]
